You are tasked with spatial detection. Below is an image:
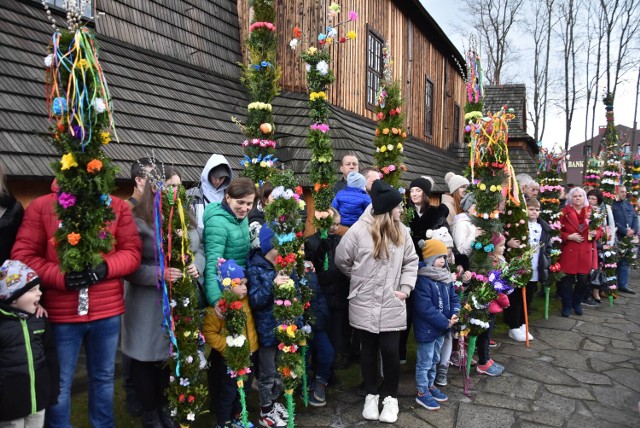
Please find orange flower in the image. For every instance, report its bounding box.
[391,128,399,134]
[86,159,103,173]
[382,128,389,135]
[293,27,302,38]
[67,232,81,246]
[401,132,407,138]
[375,129,380,136]
[281,367,291,377]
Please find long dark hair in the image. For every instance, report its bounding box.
[135,165,194,227]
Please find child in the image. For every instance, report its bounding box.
[302,266,334,407]
[504,199,551,342]
[202,259,258,428]
[413,240,460,411]
[0,260,59,426]
[452,194,480,257]
[247,225,292,428]
[331,172,371,227]
[476,234,508,376]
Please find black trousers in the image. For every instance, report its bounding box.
[130,359,169,412]
[398,295,413,360]
[208,349,254,424]
[503,281,537,329]
[359,329,400,398]
[327,305,350,356]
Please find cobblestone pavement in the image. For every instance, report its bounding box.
[295,278,640,427]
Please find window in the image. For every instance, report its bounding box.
[366,28,384,109]
[453,104,461,144]
[425,77,434,137]
[45,0,93,19]
[583,145,592,158]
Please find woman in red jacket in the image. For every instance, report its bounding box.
[558,187,602,317]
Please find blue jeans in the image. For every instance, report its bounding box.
[309,330,335,382]
[415,336,444,395]
[46,316,120,428]
[617,258,629,289]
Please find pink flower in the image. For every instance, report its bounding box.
[348,10,358,21]
[388,164,396,172]
[310,123,330,133]
[275,300,284,305]
[284,300,292,307]
[58,192,76,209]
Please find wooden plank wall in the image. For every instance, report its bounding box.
[237,0,467,150]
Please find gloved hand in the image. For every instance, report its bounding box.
[65,262,108,290]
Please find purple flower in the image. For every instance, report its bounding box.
[58,192,76,209]
[99,230,108,239]
[348,10,358,21]
[69,125,84,140]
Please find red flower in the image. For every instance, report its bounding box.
[389,109,396,116]
[178,394,185,402]
[376,112,385,120]
[340,37,346,43]
[188,395,195,403]
[295,186,303,195]
[295,231,303,238]
[230,301,243,310]
[293,27,302,38]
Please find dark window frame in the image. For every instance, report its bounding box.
[365,25,385,111]
[453,103,461,144]
[43,0,95,20]
[424,77,434,137]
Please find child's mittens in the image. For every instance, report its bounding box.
[488,300,503,314]
[496,293,510,308]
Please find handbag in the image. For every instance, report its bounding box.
[588,268,606,287]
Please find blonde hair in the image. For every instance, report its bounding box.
[371,212,404,259]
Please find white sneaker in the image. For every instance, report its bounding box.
[519,324,534,340]
[272,402,288,421]
[378,396,399,424]
[508,328,526,342]
[362,394,379,421]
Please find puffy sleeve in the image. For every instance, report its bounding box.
[203,212,228,306]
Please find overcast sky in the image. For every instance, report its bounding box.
[420,0,638,149]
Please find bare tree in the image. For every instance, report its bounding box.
[633,66,640,152]
[599,0,640,102]
[528,0,556,143]
[587,3,605,143]
[463,0,525,84]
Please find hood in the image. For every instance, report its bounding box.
[200,154,232,200]
[248,247,273,269]
[358,204,375,224]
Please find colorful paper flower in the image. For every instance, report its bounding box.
[67,232,81,246]
[87,159,103,173]
[60,153,78,170]
[58,192,76,209]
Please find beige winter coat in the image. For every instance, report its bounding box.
[335,206,419,333]
[441,193,457,226]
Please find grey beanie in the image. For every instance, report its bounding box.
[460,193,476,212]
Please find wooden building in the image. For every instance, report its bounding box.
[0,0,467,205]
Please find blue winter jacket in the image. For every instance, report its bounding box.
[331,187,371,226]
[306,271,329,332]
[612,199,639,239]
[412,266,461,343]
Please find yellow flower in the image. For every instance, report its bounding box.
[222,278,232,287]
[347,31,357,40]
[479,183,487,191]
[380,145,387,153]
[497,185,503,190]
[260,161,267,167]
[325,37,333,45]
[76,58,89,70]
[60,153,78,170]
[298,200,306,210]
[490,185,497,192]
[329,2,341,12]
[100,132,111,145]
[397,143,403,152]
[307,47,317,55]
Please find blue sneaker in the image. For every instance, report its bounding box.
[476,359,504,376]
[415,392,440,410]
[429,386,448,402]
[231,418,254,428]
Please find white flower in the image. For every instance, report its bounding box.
[226,334,246,347]
[44,54,53,67]
[198,350,207,369]
[187,412,195,421]
[171,408,177,417]
[170,299,177,308]
[289,38,298,49]
[305,63,311,72]
[386,144,394,151]
[93,98,106,113]
[327,27,337,38]
[186,355,193,364]
[183,297,190,307]
[302,324,312,334]
[169,375,175,383]
[316,60,329,76]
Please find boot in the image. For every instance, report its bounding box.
[157,405,179,428]
[141,410,163,428]
[435,364,448,386]
[572,281,586,316]
[557,280,572,317]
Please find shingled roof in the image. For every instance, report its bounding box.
[0,0,464,192]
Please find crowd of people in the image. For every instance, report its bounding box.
[0,153,637,428]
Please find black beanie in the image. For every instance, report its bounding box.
[410,177,432,196]
[371,180,403,215]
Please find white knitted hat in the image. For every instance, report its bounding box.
[445,172,470,194]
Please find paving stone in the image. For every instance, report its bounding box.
[533,391,576,414]
[530,315,576,330]
[565,413,619,428]
[545,385,595,401]
[583,350,631,364]
[583,340,606,351]
[584,401,640,428]
[518,409,567,427]
[534,328,584,350]
[503,356,578,385]
[493,342,541,359]
[604,368,640,393]
[586,335,611,346]
[410,400,457,428]
[564,368,612,385]
[574,322,630,341]
[573,400,593,417]
[472,391,530,411]
[472,374,540,400]
[540,349,591,371]
[455,402,515,428]
[588,357,615,373]
[592,383,640,409]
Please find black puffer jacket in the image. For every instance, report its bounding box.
[0,194,24,265]
[0,305,59,421]
[408,203,449,259]
[304,233,350,310]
